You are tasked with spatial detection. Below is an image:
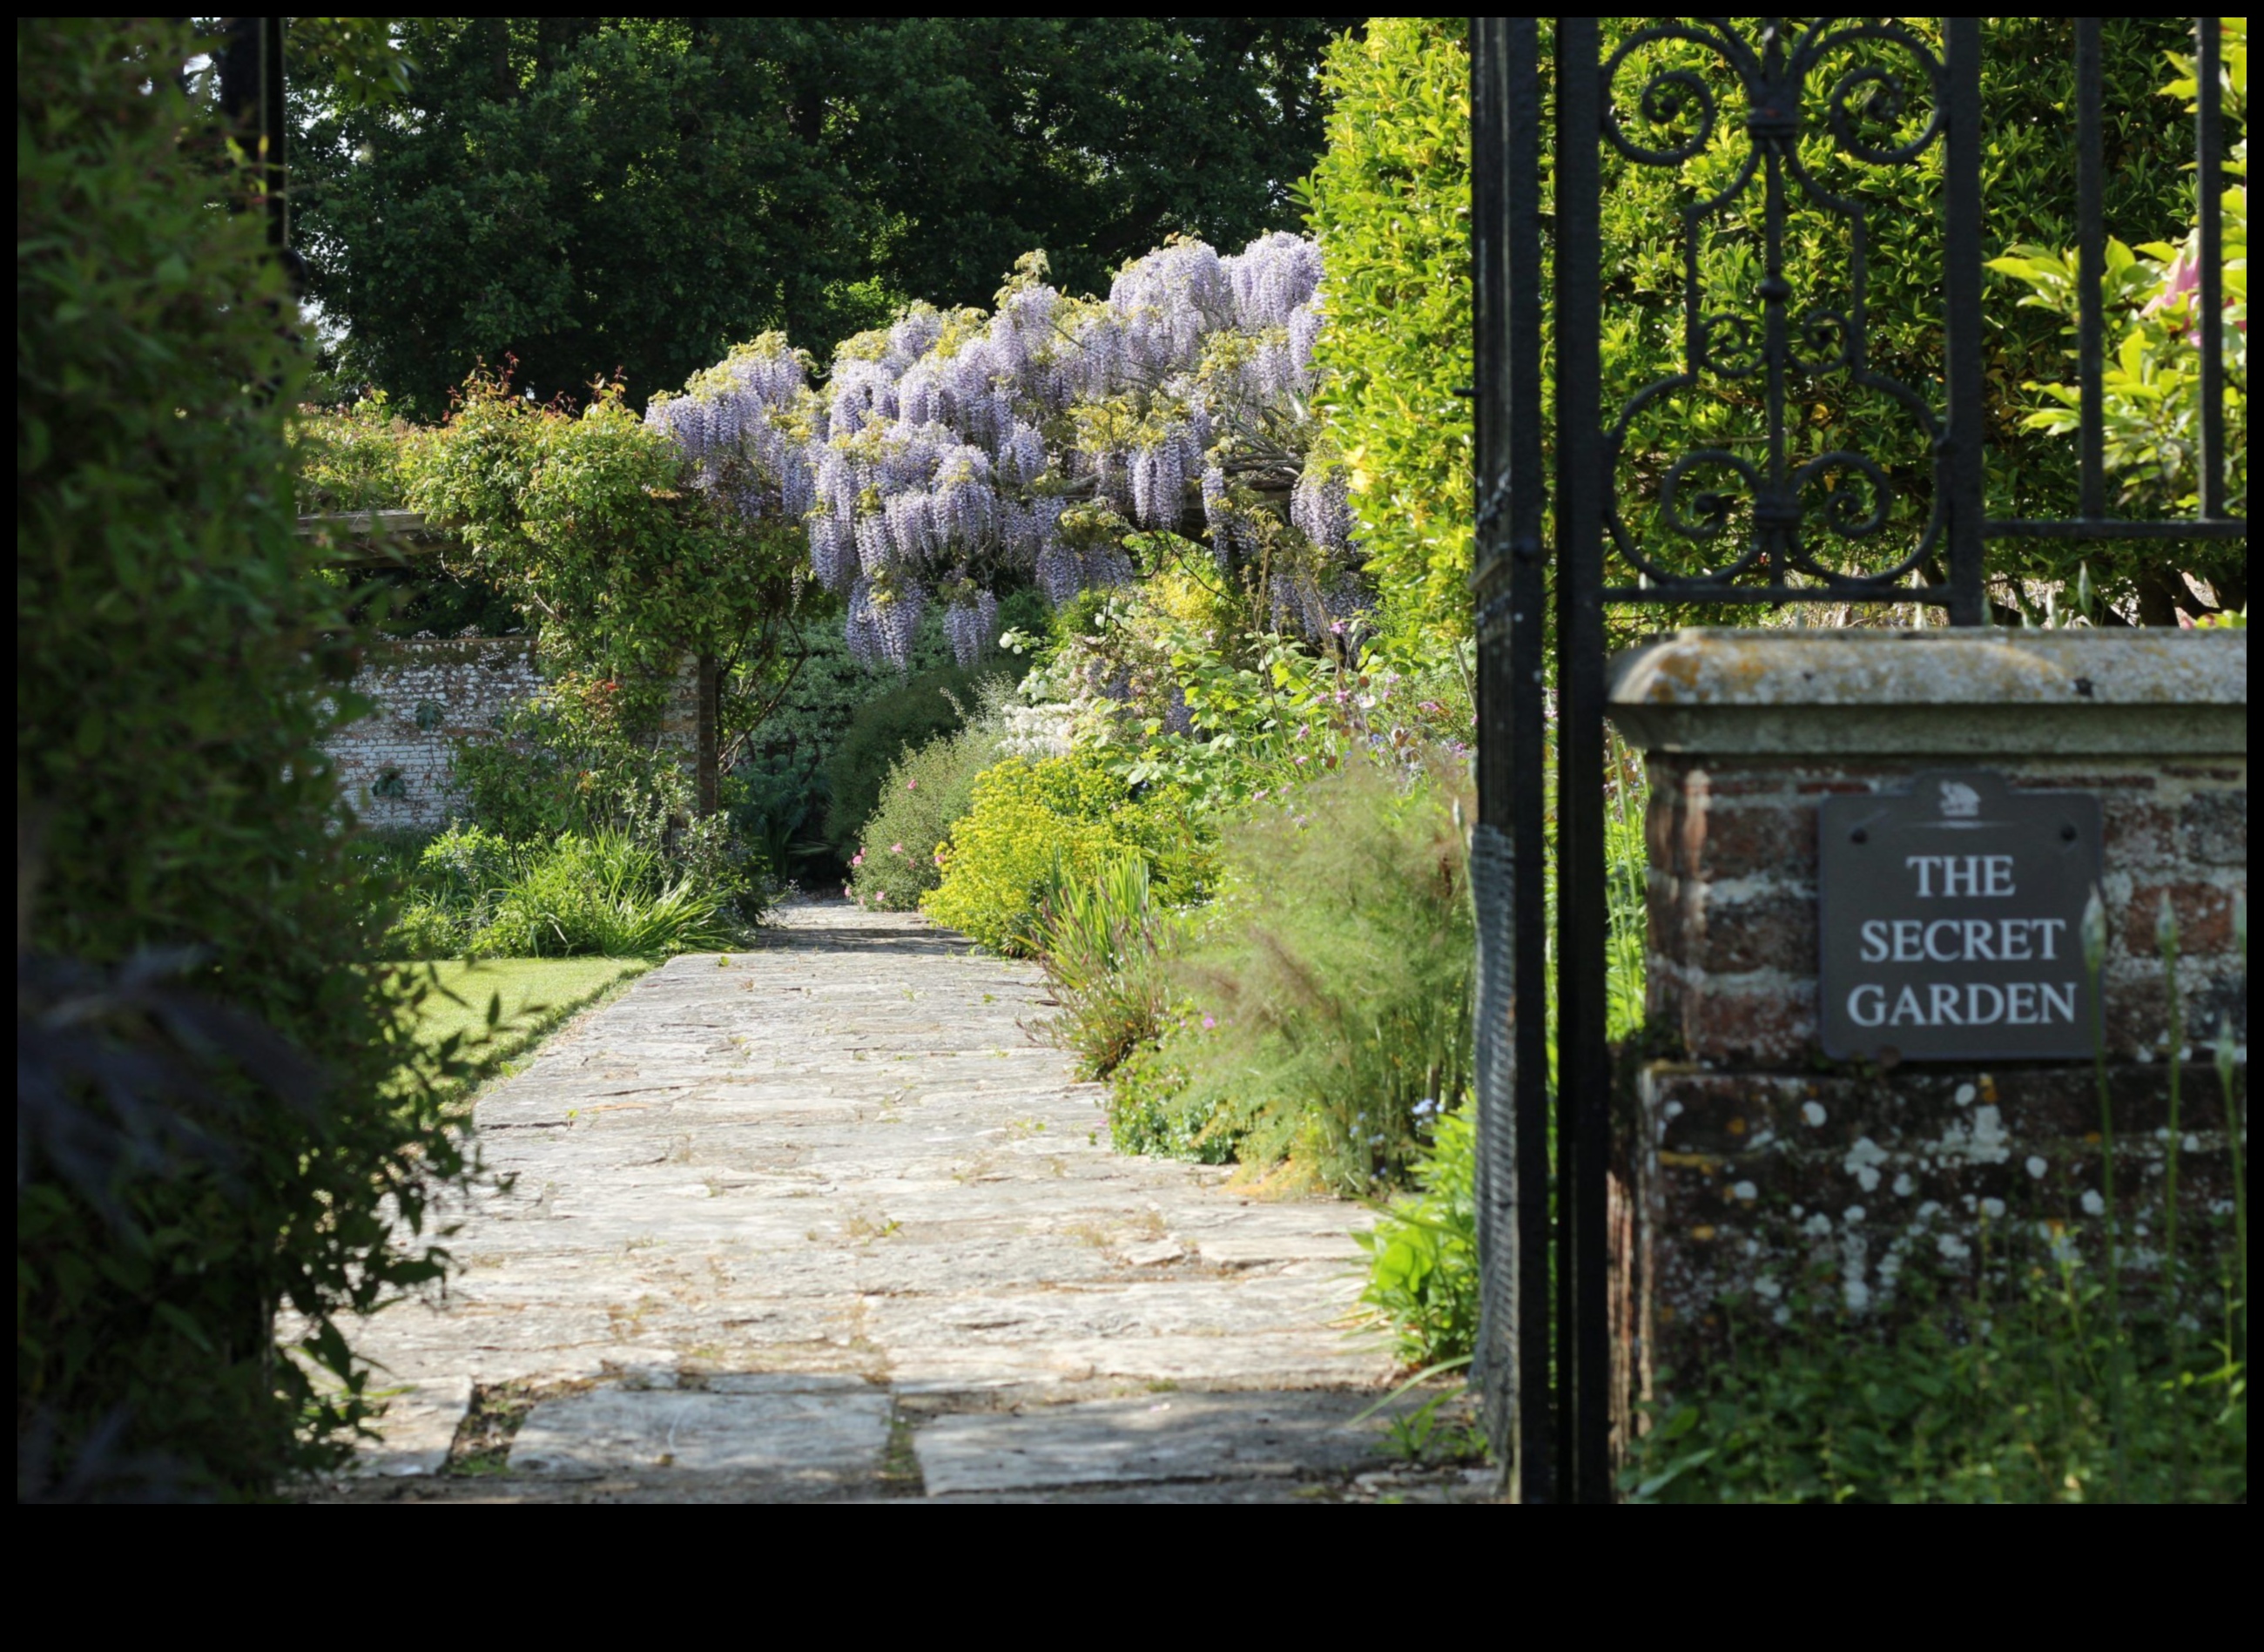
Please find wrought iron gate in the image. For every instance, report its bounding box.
[1469,17,2244,1502]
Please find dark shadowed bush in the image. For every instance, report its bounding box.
[17,18,474,1498]
[821,661,1025,860]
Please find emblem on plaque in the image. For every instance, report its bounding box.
[1818,771,2103,1062]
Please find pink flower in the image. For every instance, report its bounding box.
[2146,246,2246,341]
[1202,1016,1216,1030]
[1295,753,1310,765]
[2147,248,2201,318]
[890,843,905,855]
[906,779,918,790]
[850,851,865,866]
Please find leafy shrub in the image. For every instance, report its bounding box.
[415,822,520,900]
[1990,22,2247,535]
[846,721,1007,912]
[1299,17,1474,651]
[1119,762,1472,1193]
[1014,570,1474,819]
[358,825,509,958]
[922,752,1214,954]
[444,667,765,918]
[453,672,691,842]
[385,901,466,961]
[17,19,473,1497]
[1355,1108,1479,1368]
[1107,1035,1241,1164]
[293,392,419,515]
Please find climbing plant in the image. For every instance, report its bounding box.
[645,234,1355,670]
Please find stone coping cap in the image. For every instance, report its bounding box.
[365,633,534,657]
[1609,626,2245,710]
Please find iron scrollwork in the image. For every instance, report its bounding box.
[1599,18,1950,596]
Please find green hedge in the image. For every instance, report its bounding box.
[18,19,470,1498]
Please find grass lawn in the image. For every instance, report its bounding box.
[394,956,655,1098]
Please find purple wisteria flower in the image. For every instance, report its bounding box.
[652,233,1347,662]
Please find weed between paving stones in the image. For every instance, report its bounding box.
[448,1379,584,1476]
[879,1412,926,1494]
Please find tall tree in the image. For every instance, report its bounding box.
[292,17,1357,415]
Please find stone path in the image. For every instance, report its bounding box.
[326,900,1484,1502]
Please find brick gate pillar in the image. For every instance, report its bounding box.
[1605,628,2247,1401]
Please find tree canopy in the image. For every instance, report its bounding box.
[293,17,1358,415]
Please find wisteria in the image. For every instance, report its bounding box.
[643,334,815,524]
[649,233,1357,671]
[943,588,1000,668]
[1290,462,1354,558]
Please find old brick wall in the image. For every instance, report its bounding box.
[1607,631,2247,1399]
[1635,752,2245,1343]
[329,640,704,833]
[329,638,543,831]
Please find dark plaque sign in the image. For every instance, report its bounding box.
[1819,771,2100,1061]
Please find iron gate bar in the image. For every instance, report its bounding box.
[1943,18,1989,626]
[1469,14,1555,1502]
[1552,15,1614,1506]
[1470,16,2245,1504]
[1505,16,1557,1505]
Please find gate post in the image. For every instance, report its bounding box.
[1607,627,2247,1406]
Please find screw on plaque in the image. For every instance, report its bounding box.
[2061,823,2079,841]
[1850,827,1868,844]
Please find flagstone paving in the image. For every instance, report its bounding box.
[321,900,1486,1503]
